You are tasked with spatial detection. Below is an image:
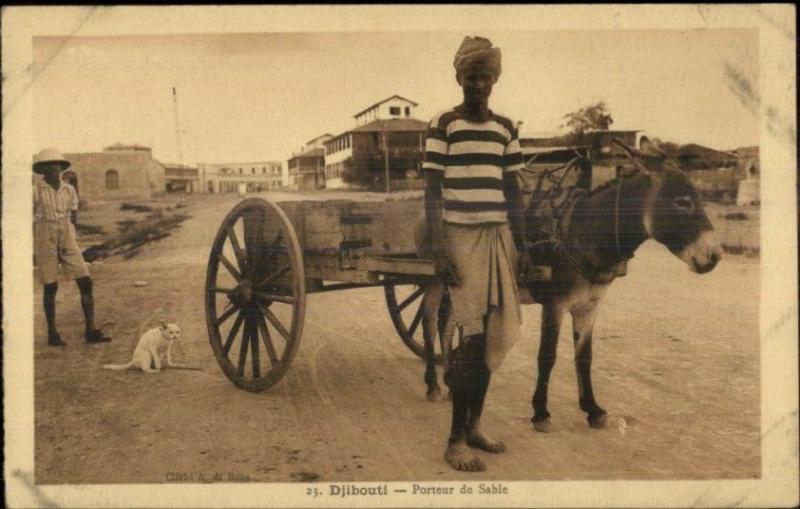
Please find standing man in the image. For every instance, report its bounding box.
[33,148,112,346]
[423,36,530,471]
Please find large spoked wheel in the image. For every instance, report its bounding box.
[385,283,447,363]
[205,198,305,392]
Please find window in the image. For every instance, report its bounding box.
[105,169,119,190]
[405,106,410,116]
[390,106,401,116]
[238,168,243,174]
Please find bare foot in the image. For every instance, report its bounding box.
[466,430,506,453]
[445,441,486,471]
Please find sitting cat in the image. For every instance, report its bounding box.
[103,322,184,373]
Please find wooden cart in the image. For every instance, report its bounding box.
[204,196,442,393]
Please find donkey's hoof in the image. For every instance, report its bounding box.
[532,418,553,433]
[426,388,445,402]
[588,411,608,429]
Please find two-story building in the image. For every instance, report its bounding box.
[161,162,199,193]
[354,95,418,127]
[324,96,426,190]
[198,160,284,194]
[287,134,332,191]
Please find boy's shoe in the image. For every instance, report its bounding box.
[85,329,111,343]
[47,334,67,347]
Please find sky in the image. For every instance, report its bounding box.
[32,29,759,166]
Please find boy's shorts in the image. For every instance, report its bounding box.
[34,219,89,284]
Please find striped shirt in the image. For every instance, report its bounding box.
[33,178,78,223]
[423,108,525,224]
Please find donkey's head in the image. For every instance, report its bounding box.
[615,137,721,274]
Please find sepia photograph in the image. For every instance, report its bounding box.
[3,5,797,508]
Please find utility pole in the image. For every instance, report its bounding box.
[172,86,184,165]
[382,121,390,193]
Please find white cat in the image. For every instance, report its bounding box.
[103,323,184,373]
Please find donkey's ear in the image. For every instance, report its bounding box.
[159,321,167,330]
[638,136,668,161]
[612,138,662,177]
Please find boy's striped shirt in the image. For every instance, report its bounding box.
[34,179,78,223]
[423,108,524,224]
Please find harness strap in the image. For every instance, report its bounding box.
[555,186,628,284]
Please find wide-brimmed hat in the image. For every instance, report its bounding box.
[33,148,71,174]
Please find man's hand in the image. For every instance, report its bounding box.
[70,210,78,226]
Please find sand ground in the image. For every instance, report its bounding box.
[34,191,760,483]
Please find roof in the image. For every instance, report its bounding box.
[158,161,197,170]
[305,133,334,145]
[104,143,151,151]
[676,143,737,161]
[349,118,427,134]
[353,95,418,118]
[289,147,325,159]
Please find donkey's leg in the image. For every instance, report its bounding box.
[422,283,445,401]
[571,303,607,429]
[532,303,565,432]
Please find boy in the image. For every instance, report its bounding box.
[33,148,112,346]
[423,36,530,472]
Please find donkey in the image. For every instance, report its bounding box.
[417,137,722,433]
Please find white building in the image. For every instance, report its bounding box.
[198,161,285,194]
[353,95,418,127]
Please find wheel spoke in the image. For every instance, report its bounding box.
[256,301,291,342]
[213,287,235,294]
[257,315,279,366]
[250,317,261,379]
[255,291,294,305]
[217,252,242,281]
[214,303,240,327]
[408,302,424,338]
[252,231,285,283]
[397,287,424,312]
[223,312,244,357]
[243,209,265,271]
[255,263,290,289]
[263,231,284,265]
[226,225,247,273]
[237,318,251,375]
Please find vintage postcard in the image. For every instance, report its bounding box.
[3,5,797,508]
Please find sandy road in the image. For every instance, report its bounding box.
[34,191,760,483]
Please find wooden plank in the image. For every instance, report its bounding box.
[358,254,435,277]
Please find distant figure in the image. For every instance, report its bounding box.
[237,182,247,199]
[33,148,112,346]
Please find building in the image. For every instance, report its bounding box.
[354,95,418,127]
[734,146,759,205]
[198,161,284,194]
[161,162,199,193]
[287,134,332,191]
[62,143,166,201]
[325,97,426,190]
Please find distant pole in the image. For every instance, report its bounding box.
[383,122,390,193]
[172,86,184,165]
